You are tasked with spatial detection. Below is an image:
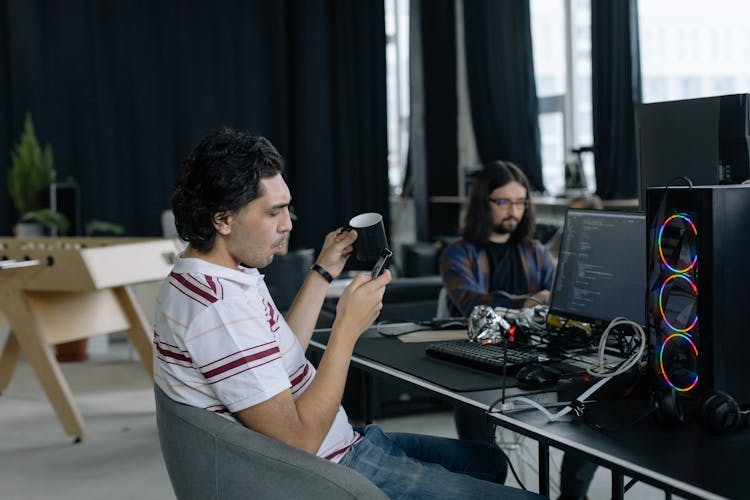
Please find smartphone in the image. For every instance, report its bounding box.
[371,248,392,278]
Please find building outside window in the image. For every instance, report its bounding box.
[530,0,594,196]
[385,0,410,196]
[638,0,750,103]
[385,0,750,201]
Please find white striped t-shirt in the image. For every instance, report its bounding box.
[153,256,359,462]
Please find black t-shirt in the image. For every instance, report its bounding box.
[483,241,528,295]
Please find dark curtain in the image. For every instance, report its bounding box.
[286,1,389,247]
[0,1,9,234]
[420,0,459,238]
[0,0,388,250]
[591,0,642,199]
[462,0,543,192]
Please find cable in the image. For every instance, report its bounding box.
[586,317,646,378]
[666,176,694,188]
[522,294,546,305]
[488,317,646,423]
[500,377,613,422]
[487,388,559,414]
[505,452,528,491]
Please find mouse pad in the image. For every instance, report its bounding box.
[353,337,520,392]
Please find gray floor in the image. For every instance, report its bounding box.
[0,331,672,500]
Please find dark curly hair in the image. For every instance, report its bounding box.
[461,160,536,244]
[172,128,285,252]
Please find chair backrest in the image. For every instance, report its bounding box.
[436,287,451,319]
[154,385,386,500]
[161,210,178,238]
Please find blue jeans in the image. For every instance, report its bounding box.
[340,425,543,499]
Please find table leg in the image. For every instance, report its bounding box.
[114,285,153,379]
[1,290,86,439]
[612,469,624,500]
[538,442,550,496]
[362,373,373,424]
[0,332,21,391]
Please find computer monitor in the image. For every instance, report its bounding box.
[635,93,750,208]
[548,209,646,328]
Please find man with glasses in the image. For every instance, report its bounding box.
[439,160,556,453]
[440,160,555,317]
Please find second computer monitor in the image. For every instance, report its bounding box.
[549,209,646,328]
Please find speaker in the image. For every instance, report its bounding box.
[646,185,750,404]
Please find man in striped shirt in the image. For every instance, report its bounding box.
[154,128,540,499]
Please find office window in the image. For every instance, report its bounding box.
[385,0,410,195]
[531,0,594,196]
[639,0,750,103]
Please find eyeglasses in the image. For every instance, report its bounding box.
[488,198,529,209]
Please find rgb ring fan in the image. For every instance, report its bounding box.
[655,213,699,392]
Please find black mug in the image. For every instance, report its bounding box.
[345,212,389,262]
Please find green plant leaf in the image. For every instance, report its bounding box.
[85,220,126,236]
[7,112,56,215]
[20,209,70,235]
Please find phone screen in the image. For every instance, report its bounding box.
[371,248,392,278]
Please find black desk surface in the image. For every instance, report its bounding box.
[353,336,520,391]
[484,395,746,500]
[311,328,747,500]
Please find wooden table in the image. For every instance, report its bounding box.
[0,237,181,441]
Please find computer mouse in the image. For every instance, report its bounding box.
[515,363,562,386]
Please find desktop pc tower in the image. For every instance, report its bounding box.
[646,185,750,403]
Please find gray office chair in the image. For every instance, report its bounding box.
[161,209,178,238]
[154,385,386,500]
[436,287,451,319]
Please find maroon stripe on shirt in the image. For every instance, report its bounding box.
[170,272,218,304]
[324,433,363,461]
[170,281,213,306]
[199,340,276,369]
[153,331,184,351]
[290,363,310,387]
[154,342,192,363]
[290,371,312,396]
[205,275,223,299]
[202,346,280,379]
[325,445,351,461]
[205,275,217,294]
[206,356,281,385]
[205,404,230,414]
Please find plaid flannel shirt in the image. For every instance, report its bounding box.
[439,238,555,316]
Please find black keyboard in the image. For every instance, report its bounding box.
[425,340,547,374]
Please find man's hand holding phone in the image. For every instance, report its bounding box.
[371,248,392,278]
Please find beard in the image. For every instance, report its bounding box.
[493,224,512,235]
[493,217,520,235]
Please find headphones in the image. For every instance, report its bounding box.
[652,388,750,435]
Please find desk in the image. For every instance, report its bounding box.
[0,237,181,440]
[310,328,744,500]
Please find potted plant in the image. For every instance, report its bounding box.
[7,112,69,236]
